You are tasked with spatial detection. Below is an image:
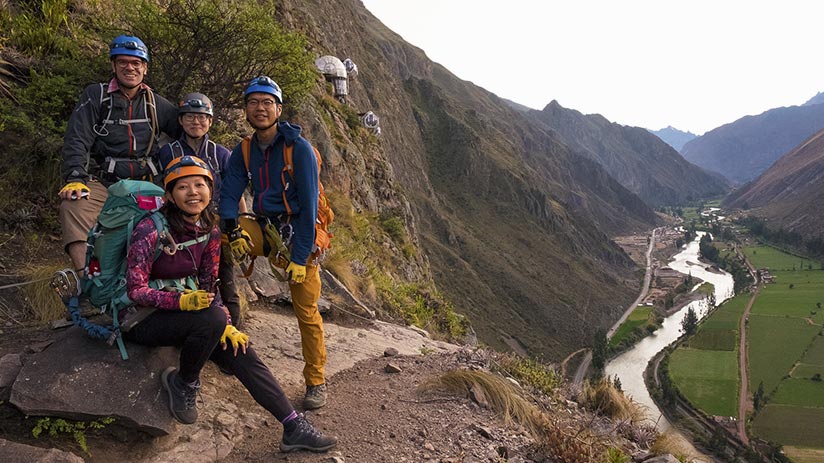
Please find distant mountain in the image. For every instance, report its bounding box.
[681,103,824,184]
[648,125,697,152]
[528,101,729,207]
[803,92,824,106]
[724,128,824,236]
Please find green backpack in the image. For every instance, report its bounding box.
[77,179,208,359]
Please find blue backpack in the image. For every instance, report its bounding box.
[70,179,208,360]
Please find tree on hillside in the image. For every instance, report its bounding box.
[753,381,766,411]
[591,328,608,376]
[121,0,315,112]
[681,307,697,335]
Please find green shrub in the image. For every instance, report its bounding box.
[32,416,115,456]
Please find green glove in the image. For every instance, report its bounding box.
[179,290,211,311]
[224,227,252,261]
[285,261,307,283]
[220,325,249,355]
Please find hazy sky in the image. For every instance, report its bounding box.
[361,0,824,135]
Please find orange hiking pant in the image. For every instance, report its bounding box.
[289,263,326,386]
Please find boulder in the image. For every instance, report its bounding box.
[0,438,84,463]
[0,353,22,401]
[10,326,178,436]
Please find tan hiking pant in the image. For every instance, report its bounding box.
[289,263,326,386]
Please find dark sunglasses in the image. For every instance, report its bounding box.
[110,41,147,52]
[250,76,278,88]
[168,155,210,171]
[180,99,210,109]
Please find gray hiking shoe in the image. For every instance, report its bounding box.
[161,367,199,424]
[302,383,327,409]
[280,414,337,452]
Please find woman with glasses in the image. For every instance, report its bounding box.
[158,92,248,328]
[124,155,337,452]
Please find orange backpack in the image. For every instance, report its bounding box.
[240,136,334,259]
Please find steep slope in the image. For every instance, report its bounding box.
[724,128,824,235]
[278,0,659,358]
[681,103,824,184]
[648,125,697,152]
[530,101,729,206]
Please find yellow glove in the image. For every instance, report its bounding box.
[59,182,90,200]
[285,261,307,283]
[179,290,211,311]
[220,325,249,356]
[224,227,252,261]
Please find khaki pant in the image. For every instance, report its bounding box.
[290,263,326,386]
[58,180,108,250]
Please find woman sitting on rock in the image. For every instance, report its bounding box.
[123,155,336,453]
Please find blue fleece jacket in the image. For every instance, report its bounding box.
[219,122,319,265]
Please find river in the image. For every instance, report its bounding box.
[605,231,734,429]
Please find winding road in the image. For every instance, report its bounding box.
[735,246,759,444]
[572,227,659,388]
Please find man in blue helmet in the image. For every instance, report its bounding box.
[219,76,330,410]
[57,35,180,277]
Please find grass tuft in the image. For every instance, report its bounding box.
[579,377,647,422]
[20,262,66,322]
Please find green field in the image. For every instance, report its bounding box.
[752,404,824,447]
[609,306,653,347]
[748,314,819,394]
[783,446,824,463]
[751,270,824,321]
[771,378,824,407]
[743,245,817,271]
[670,348,738,416]
[801,335,824,366]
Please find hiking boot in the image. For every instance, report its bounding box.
[302,383,327,409]
[161,367,199,424]
[280,414,337,453]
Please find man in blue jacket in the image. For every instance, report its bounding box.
[219,76,328,409]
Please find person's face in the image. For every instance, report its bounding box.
[180,113,212,139]
[168,176,211,216]
[111,56,147,89]
[245,92,282,130]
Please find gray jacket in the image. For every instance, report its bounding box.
[62,80,179,184]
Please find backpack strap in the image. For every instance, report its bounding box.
[280,143,294,215]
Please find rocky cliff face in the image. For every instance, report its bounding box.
[276,0,676,358]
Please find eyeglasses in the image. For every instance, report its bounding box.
[110,41,147,53]
[115,58,144,69]
[182,113,210,122]
[246,98,277,108]
[249,76,277,88]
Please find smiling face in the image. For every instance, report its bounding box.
[245,92,282,130]
[111,56,147,89]
[167,175,212,218]
[180,113,212,139]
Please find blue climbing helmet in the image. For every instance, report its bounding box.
[244,76,282,103]
[109,35,149,62]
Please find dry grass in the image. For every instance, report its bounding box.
[419,369,612,463]
[322,251,359,295]
[579,377,647,422]
[419,369,546,435]
[649,430,695,462]
[19,262,67,322]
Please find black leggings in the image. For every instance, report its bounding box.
[123,304,294,422]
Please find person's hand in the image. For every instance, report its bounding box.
[59,182,90,200]
[179,290,213,311]
[224,227,252,261]
[220,325,249,356]
[285,262,307,284]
